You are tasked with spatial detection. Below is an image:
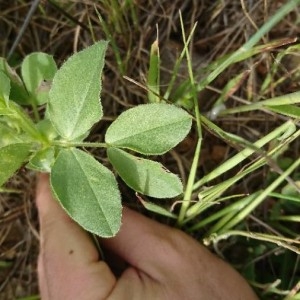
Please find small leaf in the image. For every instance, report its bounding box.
[0,122,23,147]
[216,70,250,104]
[138,197,177,218]
[0,72,10,105]
[36,119,59,141]
[107,147,183,198]
[50,148,122,237]
[0,58,29,104]
[0,143,31,187]
[27,147,55,172]
[281,181,300,197]
[48,41,108,140]
[0,97,9,114]
[21,52,57,105]
[105,103,192,155]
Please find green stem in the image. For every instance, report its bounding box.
[178,138,201,225]
[30,100,40,122]
[52,141,108,148]
[9,101,45,142]
[184,128,300,224]
[163,23,197,100]
[193,120,295,189]
[220,90,300,115]
[177,13,202,225]
[212,156,300,235]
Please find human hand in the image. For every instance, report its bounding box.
[36,174,258,300]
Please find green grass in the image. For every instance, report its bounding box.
[142,2,300,298]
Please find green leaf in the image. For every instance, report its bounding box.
[48,41,108,140]
[0,122,23,147]
[21,52,57,105]
[267,104,300,119]
[107,147,183,198]
[27,147,55,172]
[35,119,59,142]
[0,72,10,105]
[105,103,192,155]
[139,198,177,219]
[281,181,300,197]
[0,100,43,141]
[147,40,160,103]
[50,148,122,237]
[0,99,10,114]
[0,58,29,104]
[0,143,31,187]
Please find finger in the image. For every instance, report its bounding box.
[102,208,258,300]
[101,207,188,278]
[36,173,116,299]
[36,173,99,263]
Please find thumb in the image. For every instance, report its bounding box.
[36,173,116,299]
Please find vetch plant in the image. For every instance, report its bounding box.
[0,41,192,237]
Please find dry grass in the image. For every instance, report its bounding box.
[0,0,299,298]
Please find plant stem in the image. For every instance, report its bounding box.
[51,141,108,148]
[193,120,295,189]
[163,23,197,100]
[204,230,300,255]
[10,101,45,142]
[178,138,201,225]
[220,90,300,115]
[213,156,300,235]
[185,128,300,223]
[177,13,202,225]
[30,100,40,122]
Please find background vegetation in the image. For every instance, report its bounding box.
[0,1,300,299]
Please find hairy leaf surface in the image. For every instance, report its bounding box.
[0,58,29,104]
[105,103,192,155]
[48,41,108,140]
[0,143,31,187]
[27,147,55,172]
[51,148,122,237]
[107,147,183,198]
[0,122,24,147]
[21,52,57,105]
[0,72,10,105]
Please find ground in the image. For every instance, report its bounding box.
[0,1,300,299]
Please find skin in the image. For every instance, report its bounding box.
[36,174,258,300]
